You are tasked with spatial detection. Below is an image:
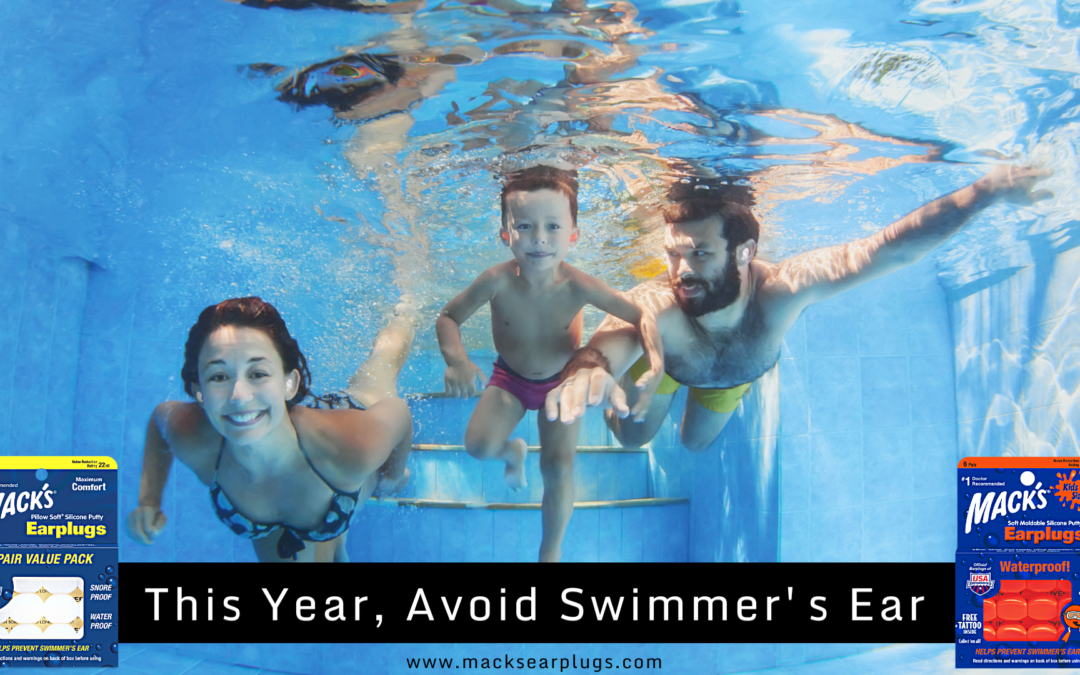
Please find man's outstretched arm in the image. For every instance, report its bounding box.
[768,165,1050,312]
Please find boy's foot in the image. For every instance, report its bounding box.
[376,467,410,497]
[504,438,528,492]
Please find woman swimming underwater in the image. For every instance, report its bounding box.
[127,297,414,562]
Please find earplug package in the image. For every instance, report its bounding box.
[0,458,118,667]
[955,457,1080,668]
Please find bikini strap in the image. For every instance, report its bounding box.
[296,441,360,497]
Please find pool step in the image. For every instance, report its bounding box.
[347,497,689,562]
[400,443,651,504]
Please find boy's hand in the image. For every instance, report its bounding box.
[630,365,663,423]
[445,360,488,398]
[127,505,167,545]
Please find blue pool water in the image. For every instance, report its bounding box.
[3,0,1080,672]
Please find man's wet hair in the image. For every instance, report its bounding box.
[500,166,579,227]
[663,177,759,252]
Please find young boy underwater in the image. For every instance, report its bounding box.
[436,165,664,562]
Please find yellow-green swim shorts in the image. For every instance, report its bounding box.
[626,357,752,414]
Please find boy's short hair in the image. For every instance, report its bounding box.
[663,177,759,251]
[500,165,579,227]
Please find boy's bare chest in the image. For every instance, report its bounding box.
[490,286,584,333]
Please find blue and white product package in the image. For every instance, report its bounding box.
[0,457,118,667]
[955,456,1080,669]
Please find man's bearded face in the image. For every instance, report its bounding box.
[670,248,741,317]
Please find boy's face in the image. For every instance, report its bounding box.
[502,188,578,271]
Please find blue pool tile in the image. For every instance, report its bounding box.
[596,453,619,501]
[519,511,542,562]
[860,357,911,430]
[409,507,441,562]
[780,434,809,513]
[368,505,395,562]
[779,358,808,436]
[642,507,664,562]
[857,302,908,357]
[260,643,324,675]
[717,644,777,674]
[807,358,862,433]
[598,508,621,562]
[411,451,438,500]
[481,456,509,504]
[911,423,957,497]
[565,508,598,562]
[861,501,912,562]
[492,510,520,562]
[620,507,644,562]
[623,452,648,499]
[809,433,863,511]
[574,452,598,501]
[808,506,862,562]
[439,510,467,562]
[392,507,418,562]
[465,510,494,562]
[911,494,955,562]
[777,642,805,666]
[805,302,860,357]
[803,642,860,663]
[905,299,952,355]
[780,510,808,562]
[1048,245,1080,319]
[862,429,911,504]
[908,355,956,427]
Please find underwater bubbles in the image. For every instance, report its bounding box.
[1,589,11,601]
[106,576,117,589]
[98,574,105,581]
[983,532,1000,548]
[42,652,62,667]
[110,644,118,654]
[105,565,115,575]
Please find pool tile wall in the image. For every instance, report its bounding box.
[778,256,958,567]
[949,239,1080,458]
[0,226,91,457]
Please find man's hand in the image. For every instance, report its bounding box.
[545,367,630,424]
[444,360,488,398]
[979,165,1053,205]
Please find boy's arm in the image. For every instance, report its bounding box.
[436,267,501,397]
[574,273,665,421]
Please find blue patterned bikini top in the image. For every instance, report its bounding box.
[209,392,365,559]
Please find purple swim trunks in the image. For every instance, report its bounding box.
[487,356,562,411]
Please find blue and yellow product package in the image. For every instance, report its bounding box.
[956,456,1080,668]
[0,457,118,667]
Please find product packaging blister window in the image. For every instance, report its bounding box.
[956,457,1080,668]
[0,458,118,667]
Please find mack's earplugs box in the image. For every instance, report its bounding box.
[0,457,118,667]
[956,457,1080,668]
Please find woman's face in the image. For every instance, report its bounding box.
[193,326,299,446]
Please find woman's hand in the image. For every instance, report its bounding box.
[127,505,167,544]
